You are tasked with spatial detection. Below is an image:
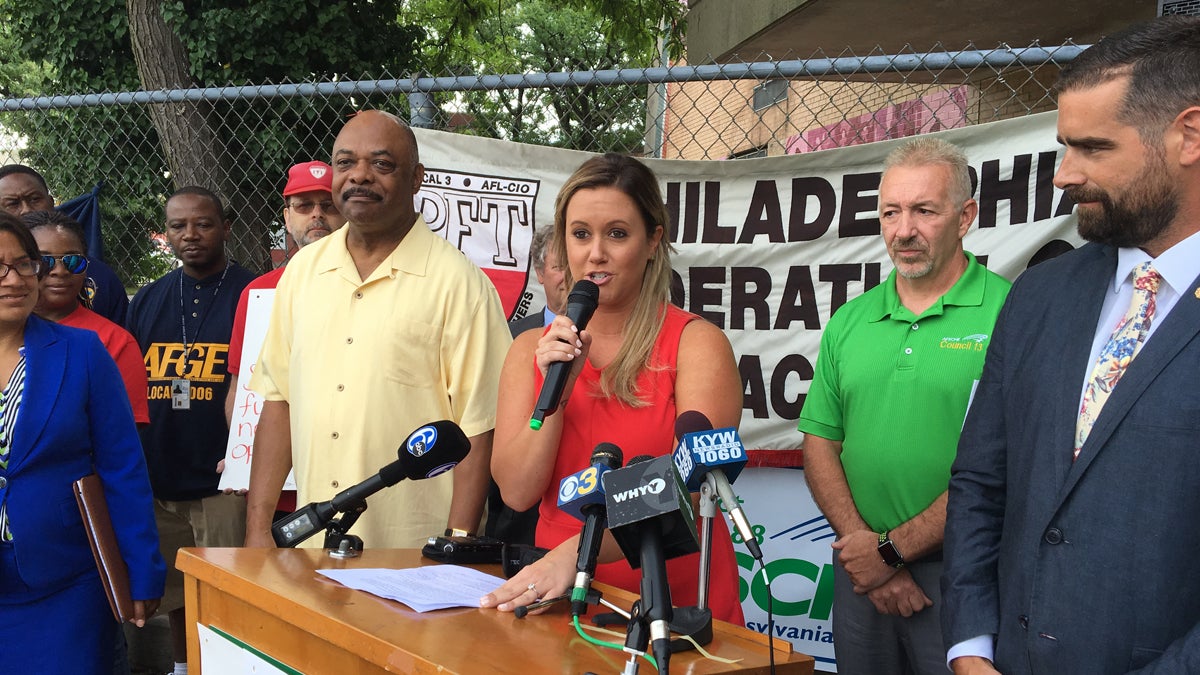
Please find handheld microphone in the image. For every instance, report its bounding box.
[605,455,691,673]
[272,420,471,547]
[557,442,623,615]
[529,280,600,430]
[671,411,762,561]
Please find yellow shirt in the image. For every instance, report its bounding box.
[250,218,511,547]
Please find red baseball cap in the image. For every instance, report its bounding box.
[283,160,333,197]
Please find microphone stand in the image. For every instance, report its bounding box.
[323,500,367,558]
[656,478,714,652]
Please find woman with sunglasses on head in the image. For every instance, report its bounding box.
[23,210,149,427]
[0,213,164,673]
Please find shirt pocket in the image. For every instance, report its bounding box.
[383,319,439,388]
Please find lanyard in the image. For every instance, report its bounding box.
[179,262,230,362]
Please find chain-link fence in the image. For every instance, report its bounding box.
[0,43,1080,291]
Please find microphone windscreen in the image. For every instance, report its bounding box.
[567,279,600,307]
[591,442,624,469]
[674,410,713,439]
[397,420,472,480]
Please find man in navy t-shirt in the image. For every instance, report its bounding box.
[126,186,254,675]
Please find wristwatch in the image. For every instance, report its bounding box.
[877,531,905,569]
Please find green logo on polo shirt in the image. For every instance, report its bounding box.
[939,333,989,351]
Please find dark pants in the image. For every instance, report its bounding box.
[831,550,946,675]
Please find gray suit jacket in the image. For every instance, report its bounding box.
[509,306,547,339]
[942,242,1200,674]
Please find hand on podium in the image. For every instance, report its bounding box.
[480,536,577,614]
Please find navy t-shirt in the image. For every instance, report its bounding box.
[127,263,255,501]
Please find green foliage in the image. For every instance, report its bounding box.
[0,0,424,281]
[410,0,674,153]
[0,0,681,280]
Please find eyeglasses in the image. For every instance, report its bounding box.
[0,259,43,279]
[41,254,89,274]
[288,200,338,215]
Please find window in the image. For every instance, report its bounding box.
[752,80,788,111]
[730,145,767,160]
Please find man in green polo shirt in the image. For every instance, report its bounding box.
[799,137,1010,674]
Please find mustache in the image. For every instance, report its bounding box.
[892,236,927,251]
[1064,186,1107,204]
[341,187,382,201]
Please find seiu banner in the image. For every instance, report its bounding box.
[414,111,1080,463]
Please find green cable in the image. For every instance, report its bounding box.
[571,615,657,669]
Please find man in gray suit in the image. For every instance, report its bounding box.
[943,16,1200,674]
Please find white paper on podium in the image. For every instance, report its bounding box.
[219,289,296,492]
[317,565,506,612]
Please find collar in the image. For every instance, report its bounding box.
[1112,228,1200,297]
[869,251,986,323]
[313,215,435,282]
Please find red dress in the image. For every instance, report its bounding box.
[534,304,745,625]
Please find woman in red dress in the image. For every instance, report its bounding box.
[482,153,745,625]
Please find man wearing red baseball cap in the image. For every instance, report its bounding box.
[280,160,345,250]
[221,161,347,502]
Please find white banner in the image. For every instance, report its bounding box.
[415,111,1080,460]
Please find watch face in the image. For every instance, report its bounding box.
[878,538,905,568]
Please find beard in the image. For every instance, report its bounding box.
[1066,154,1178,249]
[889,236,934,279]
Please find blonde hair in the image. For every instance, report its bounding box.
[550,153,674,407]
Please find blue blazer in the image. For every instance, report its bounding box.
[0,315,165,600]
[942,243,1200,673]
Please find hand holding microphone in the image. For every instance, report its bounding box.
[530,280,600,430]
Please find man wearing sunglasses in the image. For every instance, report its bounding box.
[0,164,131,326]
[222,161,346,513]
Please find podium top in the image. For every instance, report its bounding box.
[178,547,814,675]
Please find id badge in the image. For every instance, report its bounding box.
[172,379,191,410]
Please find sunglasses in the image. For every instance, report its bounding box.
[288,200,338,215]
[41,254,89,275]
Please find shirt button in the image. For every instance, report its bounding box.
[331,480,339,488]
[191,312,198,318]
[355,292,363,299]
[336,384,344,391]
[346,337,353,344]
[193,298,199,304]
[195,284,201,289]
[0,476,7,488]
[904,347,913,355]
[911,323,919,330]
[331,431,339,439]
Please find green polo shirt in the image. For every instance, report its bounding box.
[798,252,1010,532]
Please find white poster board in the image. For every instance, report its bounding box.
[219,289,296,492]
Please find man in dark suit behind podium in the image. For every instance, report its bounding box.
[943,17,1200,674]
[485,225,567,544]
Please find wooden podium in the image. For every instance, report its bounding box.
[178,547,814,675]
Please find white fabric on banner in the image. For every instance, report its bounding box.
[412,111,1079,464]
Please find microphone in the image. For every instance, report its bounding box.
[671,411,762,561]
[604,455,693,673]
[529,280,600,430]
[272,420,471,547]
[556,442,624,615]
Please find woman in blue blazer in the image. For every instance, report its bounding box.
[0,212,165,673]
